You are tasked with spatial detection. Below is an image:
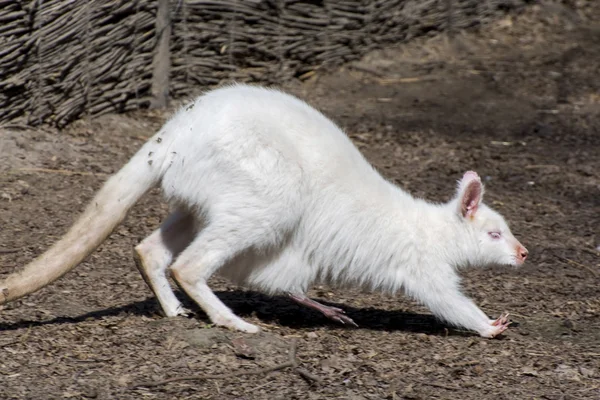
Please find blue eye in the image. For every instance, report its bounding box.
[488,231,501,239]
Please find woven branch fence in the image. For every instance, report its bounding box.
[0,0,533,127]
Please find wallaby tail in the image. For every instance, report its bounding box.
[0,133,168,304]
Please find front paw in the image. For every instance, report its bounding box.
[480,313,510,338]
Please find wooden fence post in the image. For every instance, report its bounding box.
[150,0,171,109]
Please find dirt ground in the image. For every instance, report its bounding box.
[1,4,599,400]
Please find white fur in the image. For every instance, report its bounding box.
[126,84,528,337]
[7,84,527,338]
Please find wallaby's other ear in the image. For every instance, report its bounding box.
[456,171,484,218]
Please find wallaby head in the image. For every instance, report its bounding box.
[452,171,528,268]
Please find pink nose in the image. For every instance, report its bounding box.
[518,246,528,261]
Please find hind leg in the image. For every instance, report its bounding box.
[134,210,195,317]
[170,220,282,333]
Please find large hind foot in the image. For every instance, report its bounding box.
[288,293,358,327]
[212,314,261,333]
[171,267,261,333]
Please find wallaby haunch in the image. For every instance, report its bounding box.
[1,84,528,338]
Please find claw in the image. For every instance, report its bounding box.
[492,313,510,326]
[486,313,511,338]
[288,293,359,328]
[322,308,358,327]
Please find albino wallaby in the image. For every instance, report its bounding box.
[1,84,528,338]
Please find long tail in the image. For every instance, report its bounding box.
[0,132,169,304]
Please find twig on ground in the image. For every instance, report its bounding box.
[286,339,322,384]
[0,326,32,348]
[416,379,461,391]
[20,325,33,344]
[450,360,480,367]
[348,64,386,77]
[247,380,274,393]
[0,248,21,254]
[0,124,33,130]
[581,248,600,257]
[296,367,323,384]
[130,338,322,389]
[556,255,598,277]
[377,76,438,85]
[8,168,107,177]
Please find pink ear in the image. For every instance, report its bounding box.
[458,171,483,218]
[462,171,479,181]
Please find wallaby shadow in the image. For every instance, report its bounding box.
[0,297,159,332]
[214,290,480,337]
[0,289,488,338]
